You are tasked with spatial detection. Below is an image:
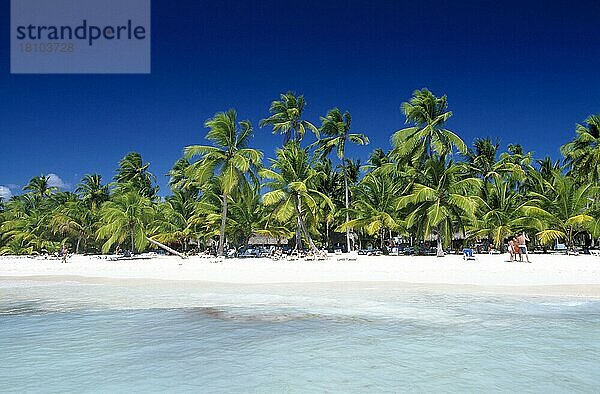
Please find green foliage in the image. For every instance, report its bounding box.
[185,109,262,255]
[1,94,599,256]
[392,89,466,163]
[114,152,158,198]
[96,192,154,253]
[260,92,318,144]
[561,114,600,183]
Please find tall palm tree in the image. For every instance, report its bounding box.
[315,109,369,251]
[392,89,467,163]
[397,157,482,256]
[114,152,158,198]
[96,191,155,253]
[260,92,319,144]
[184,110,262,256]
[313,159,343,246]
[261,143,333,252]
[561,114,600,183]
[24,175,58,201]
[76,174,110,211]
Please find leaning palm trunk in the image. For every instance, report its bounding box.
[218,193,228,256]
[146,236,187,259]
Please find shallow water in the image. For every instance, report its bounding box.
[1,279,599,393]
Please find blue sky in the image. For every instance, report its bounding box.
[1,0,599,198]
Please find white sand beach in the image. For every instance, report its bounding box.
[1,253,600,297]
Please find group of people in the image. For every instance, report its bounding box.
[508,233,530,263]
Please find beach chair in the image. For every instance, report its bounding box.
[462,248,476,261]
[589,249,600,257]
[553,243,567,254]
[304,253,316,261]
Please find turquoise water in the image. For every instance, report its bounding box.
[1,279,599,393]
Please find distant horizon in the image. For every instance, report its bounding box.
[2,0,599,198]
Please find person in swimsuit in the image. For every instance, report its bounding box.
[516,232,530,263]
[508,238,515,261]
[512,237,521,261]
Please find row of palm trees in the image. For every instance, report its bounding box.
[1,89,599,256]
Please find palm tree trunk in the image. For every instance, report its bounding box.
[436,226,444,257]
[218,193,228,256]
[130,227,135,254]
[295,195,317,252]
[146,236,186,259]
[342,156,351,252]
[568,227,575,252]
[298,212,318,252]
[295,195,303,251]
[76,235,81,255]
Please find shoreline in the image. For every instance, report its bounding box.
[2,254,600,297]
[3,274,600,298]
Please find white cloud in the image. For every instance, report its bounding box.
[47,173,69,189]
[0,186,12,201]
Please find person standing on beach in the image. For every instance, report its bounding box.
[61,244,68,264]
[516,232,530,263]
[507,238,515,261]
[512,237,521,261]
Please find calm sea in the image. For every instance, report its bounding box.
[1,278,599,393]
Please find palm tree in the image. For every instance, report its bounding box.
[338,173,405,248]
[392,89,467,163]
[76,174,110,210]
[397,157,482,256]
[184,110,262,256]
[96,191,154,253]
[261,143,333,252]
[260,92,319,144]
[315,109,369,251]
[313,159,344,247]
[536,156,562,183]
[466,138,518,180]
[149,192,194,252]
[470,181,533,248]
[561,114,600,183]
[24,175,58,201]
[366,148,391,170]
[114,152,158,198]
[523,173,598,250]
[0,195,57,254]
[51,199,96,254]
